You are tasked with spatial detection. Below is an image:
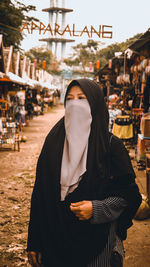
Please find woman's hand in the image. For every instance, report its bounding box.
[27,251,42,267]
[70,200,93,220]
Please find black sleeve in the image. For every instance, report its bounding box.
[103,134,142,240]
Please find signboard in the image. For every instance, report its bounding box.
[61,69,73,80]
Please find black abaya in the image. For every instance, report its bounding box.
[27,79,142,266]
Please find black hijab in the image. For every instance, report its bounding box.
[65,79,110,181]
[27,79,141,267]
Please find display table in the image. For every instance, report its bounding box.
[0,118,20,151]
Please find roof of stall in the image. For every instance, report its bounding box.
[127,28,150,52]
[7,72,27,85]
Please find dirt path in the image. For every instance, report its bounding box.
[0,106,65,180]
[0,106,64,267]
[0,105,150,267]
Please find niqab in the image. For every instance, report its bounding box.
[60,99,92,200]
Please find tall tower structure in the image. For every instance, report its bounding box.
[40,0,75,59]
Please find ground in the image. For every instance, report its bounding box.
[0,105,150,267]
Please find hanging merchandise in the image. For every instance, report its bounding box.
[112,115,133,139]
[143,76,150,113]
[145,65,150,75]
[135,75,141,94]
[96,60,100,70]
[141,59,148,69]
[108,59,112,69]
[0,118,3,133]
[116,74,130,85]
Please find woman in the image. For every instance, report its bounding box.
[27,79,141,267]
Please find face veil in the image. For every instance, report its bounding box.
[60,99,92,200]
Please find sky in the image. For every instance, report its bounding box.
[21,0,150,58]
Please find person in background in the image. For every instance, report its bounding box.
[27,79,142,267]
[25,95,33,120]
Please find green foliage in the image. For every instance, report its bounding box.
[25,46,53,72]
[64,33,142,71]
[0,0,38,49]
[97,33,142,68]
[64,58,80,67]
[64,40,100,71]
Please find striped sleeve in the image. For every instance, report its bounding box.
[90,197,127,224]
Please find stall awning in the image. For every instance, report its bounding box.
[23,77,40,88]
[0,72,10,81]
[6,72,27,85]
[40,82,57,90]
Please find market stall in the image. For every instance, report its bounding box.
[0,99,20,151]
[96,28,150,202]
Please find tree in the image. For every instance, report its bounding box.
[97,43,121,66]
[63,33,143,72]
[25,46,53,72]
[64,58,80,67]
[97,33,142,68]
[0,0,38,49]
[64,40,101,71]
